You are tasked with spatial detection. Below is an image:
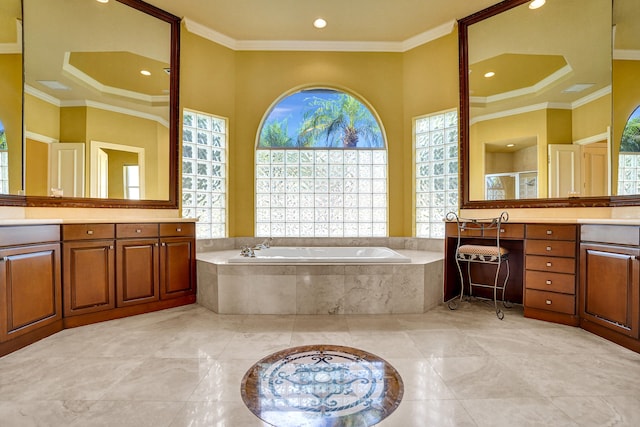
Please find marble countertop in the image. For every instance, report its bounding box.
[0,218,196,225]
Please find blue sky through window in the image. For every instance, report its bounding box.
[259,88,383,149]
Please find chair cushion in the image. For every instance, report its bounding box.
[457,244,509,262]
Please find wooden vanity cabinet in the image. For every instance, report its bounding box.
[116,224,160,307]
[0,225,62,353]
[524,224,579,326]
[159,223,196,299]
[580,225,640,351]
[62,224,115,316]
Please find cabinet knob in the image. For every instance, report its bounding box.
[546,262,552,267]
[546,230,553,235]
[545,299,552,305]
[154,243,159,247]
[161,242,166,247]
[1,256,8,262]
[87,230,94,235]
[109,245,114,250]
[176,227,182,232]
[546,280,552,285]
[546,246,552,251]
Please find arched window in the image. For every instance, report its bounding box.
[255,88,387,237]
[0,120,8,194]
[618,106,640,195]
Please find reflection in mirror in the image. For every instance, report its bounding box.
[613,0,640,196]
[0,0,22,196]
[22,0,174,203]
[462,0,612,205]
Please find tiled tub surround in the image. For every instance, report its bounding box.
[197,238,444,315]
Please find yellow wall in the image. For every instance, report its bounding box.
[180,29,459,236]
[0,53,22,194]
[403,33,460,235]
[612,60,640,193]
[572,95,611,141]
[25,139,48,196]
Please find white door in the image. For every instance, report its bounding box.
[49,142,85,197]
[95,148,109,198]
[582,142,609,197]
[548,144,581,197]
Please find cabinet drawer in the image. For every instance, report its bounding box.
[62,224,115,241]
[446,222,482,237]
[160,222,195,237]
[525,270,575,294]
[525,240,575,257]
[525,255,575,274]
[526,224,576,241]
[0,225,60,247]
[525,289,575,314]
[116,223,158,239]
[483,223,524,239]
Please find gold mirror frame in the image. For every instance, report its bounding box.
[0,0,180,209]
[459,0,637,209]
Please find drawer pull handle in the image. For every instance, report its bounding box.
[500,228,505,233]
[546,280,552,285]
[176,227,182,232]
[136,229,142,233]
[87,230,94,235]
[546,230,553,235]
[546,246,552,251]
[545,299,552,305]
[546,262,552,267]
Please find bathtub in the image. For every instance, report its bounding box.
[227,246,411,263]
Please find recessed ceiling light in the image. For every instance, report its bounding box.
[484,71,495,78]
[313,18,327,29]
[96,0,109,4]
[506,143,515,148]
[529,0,546,10]
[140,70,151,76]
[37,80,70,90]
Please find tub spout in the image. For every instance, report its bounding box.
[255,237,273,250]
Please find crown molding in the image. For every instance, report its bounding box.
[183,18,455,52]
[24,85,169,128]
[614,49,640,60]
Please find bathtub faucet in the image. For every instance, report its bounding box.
[255,237,273,250]
[240,246,255,257]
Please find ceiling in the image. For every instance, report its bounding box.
[143,0,499,44]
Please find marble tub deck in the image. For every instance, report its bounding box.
[197,250,444,315]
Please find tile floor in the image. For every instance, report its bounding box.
[1,301,639,426]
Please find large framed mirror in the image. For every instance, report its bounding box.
[0,0,179,208]
[459,0,639,209]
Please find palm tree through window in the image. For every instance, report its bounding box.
[256,88,387,237]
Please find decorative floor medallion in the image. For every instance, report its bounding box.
[241,345,404,427]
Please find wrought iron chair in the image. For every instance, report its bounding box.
[446,211,511,319]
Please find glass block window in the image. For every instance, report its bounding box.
[618,154,640,195]
[182,109,227,239]
[0,121,8,194]
[256,88,387,237]
[415,110,459,238]
[618,106,640,195]
[255,149,387,237]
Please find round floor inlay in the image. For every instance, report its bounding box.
[241,344,404,427]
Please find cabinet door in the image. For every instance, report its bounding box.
[116,238,159,307]
[160,237,195,299]
[580,244,640,338]
[0,243,61,342]
[63,240,115,316]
